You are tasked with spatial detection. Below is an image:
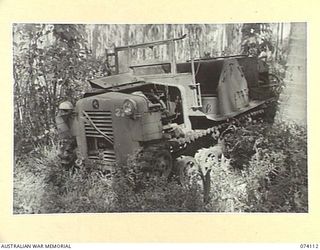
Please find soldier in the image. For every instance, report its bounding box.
[55,101,77,170]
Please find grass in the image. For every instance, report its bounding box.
[14,144,116,213]
[13,120,308,213]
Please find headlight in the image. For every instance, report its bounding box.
[122,99,137,117]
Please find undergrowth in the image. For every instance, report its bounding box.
[13,120,307,213]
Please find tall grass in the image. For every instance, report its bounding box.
[13,121,307,213]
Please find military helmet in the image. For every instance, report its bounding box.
[58,101,73,110]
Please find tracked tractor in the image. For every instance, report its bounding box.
[57,34,280,190]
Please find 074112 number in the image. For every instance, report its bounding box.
[300,244,319,249]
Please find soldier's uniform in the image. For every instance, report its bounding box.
[55,102,77,170]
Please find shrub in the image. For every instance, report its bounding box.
[110,159,205,212]
[218,121,307,212]
[13,121,307,213]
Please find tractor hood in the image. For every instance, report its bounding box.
[89,73,142,89]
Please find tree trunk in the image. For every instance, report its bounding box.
[276,22,307,125]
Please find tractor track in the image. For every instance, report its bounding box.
[168,100,274,159]
[96,98,276,180]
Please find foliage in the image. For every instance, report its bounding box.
[13,149,205,213]
[110,154,205,212]
[241,23,274,57]
[13,24,108,155]
[222,121,307,212]
[13,23,306,213]
[240,23,289,83]
[247,122,307,212]
[14,144,117,214]
[13,120,307,213]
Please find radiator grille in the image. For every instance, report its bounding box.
[84,110,116,162]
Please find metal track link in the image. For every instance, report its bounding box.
[106,100,276,182]
[169,105,269,158]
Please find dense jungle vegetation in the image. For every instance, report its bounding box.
[13,23,307,213]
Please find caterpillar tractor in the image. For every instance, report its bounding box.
[57,34,280,187]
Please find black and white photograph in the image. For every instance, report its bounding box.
[13,23,307,214]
